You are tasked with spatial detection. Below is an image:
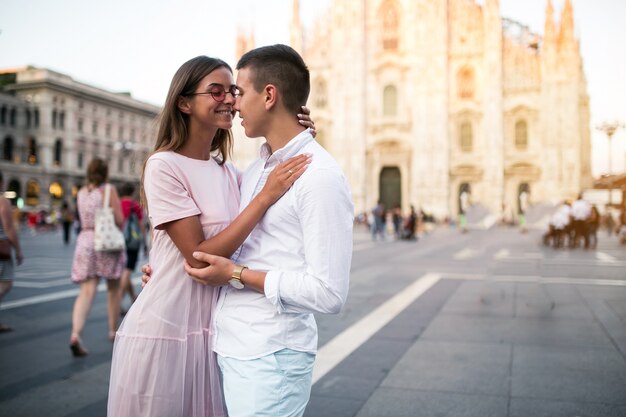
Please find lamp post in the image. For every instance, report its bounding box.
[596,121,624,207]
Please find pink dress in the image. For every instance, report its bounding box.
[108,152,240,417]
[71,184,125,282]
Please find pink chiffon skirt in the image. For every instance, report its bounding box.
[107,263,226,417]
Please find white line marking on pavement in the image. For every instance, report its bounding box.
[494,249,510,260]
[443,272,626,286]
[13,278,71,289]
[596,252,617,263]
[313,273,441,384]
[1,277,143,311]
[454,248,478,260]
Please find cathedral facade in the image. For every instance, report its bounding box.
[236,0,592,219]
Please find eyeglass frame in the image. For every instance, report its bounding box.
[186,84,241,102]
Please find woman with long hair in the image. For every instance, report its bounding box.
[69,158,125,356]
[107,56,310,416]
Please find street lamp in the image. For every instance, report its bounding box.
[596,121,624,207]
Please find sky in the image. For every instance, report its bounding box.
[1,0,625,177]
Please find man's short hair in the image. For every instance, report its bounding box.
[237,44,310,114]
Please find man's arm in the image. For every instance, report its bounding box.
[184,168,354,314]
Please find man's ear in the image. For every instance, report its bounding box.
[264,85,278,110]
[177,96,192,114]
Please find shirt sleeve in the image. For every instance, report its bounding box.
[144,157,201,229]
[264,168,354,314]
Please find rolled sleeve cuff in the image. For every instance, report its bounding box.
[264,270,286,314]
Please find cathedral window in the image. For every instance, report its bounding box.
[381,1,399,51]
[457,67,475,100]
[383,85,398,116]
[0,106,6,125]
[315,79,327,109]
[52,109,57,129]
[459,122,473,152]
[515,120,528,149]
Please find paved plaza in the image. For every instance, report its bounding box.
[0,225,625,416]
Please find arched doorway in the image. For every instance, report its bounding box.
[26,180,40,207]
[518,183,530,214]
[458,183,471,215]
[379,167,401,210]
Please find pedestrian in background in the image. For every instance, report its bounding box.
[371,201,386,241]
[118,182,145,313]
[570,193,591,248]
[61,201,74,245]
[0,171,23,333]
[68,158,125,356]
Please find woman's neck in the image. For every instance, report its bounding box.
[177,123,217,160]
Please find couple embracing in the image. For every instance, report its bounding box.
[107,44,353,417]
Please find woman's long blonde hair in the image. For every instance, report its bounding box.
[140,56,234,208]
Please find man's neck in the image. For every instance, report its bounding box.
[265,120,307,154]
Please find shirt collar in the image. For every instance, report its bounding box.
[259,128,314,167]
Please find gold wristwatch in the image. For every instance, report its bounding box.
[229,264,247,289]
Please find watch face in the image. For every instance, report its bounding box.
[229,278,244,289]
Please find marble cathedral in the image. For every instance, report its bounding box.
[232,0,591,220]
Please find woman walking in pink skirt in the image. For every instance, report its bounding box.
[107,56,310,417]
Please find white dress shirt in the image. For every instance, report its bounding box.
[213,129,354,360]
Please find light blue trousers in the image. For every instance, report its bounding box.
[218,349,315,417]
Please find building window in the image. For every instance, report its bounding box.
[515,120,528,149]
[459,122,473,152]
[59,112,65,130]
[0,106,6,125]
[25,109,31,128]
[457,67,475,100]
[26,179,40,206]
[92,121,98,135]
[78,118,83,132]
[27,137,38,164]
[54,139,63,166]
[77,152,84,169]
[3,136,14,161]
[381,0,399,51]
[9,108,16,127]
[106,124,111,138]
[52,109,57,129]
[383,85,398,116]
[34,109,39,127]
[119,126,124,141]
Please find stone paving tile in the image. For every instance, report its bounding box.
[304,395,363,417]
[421,314,614,348]
[512,344,626,375]
[356,388,508,417]
[441,281,516,318]
[512,367,626,405]
[509,398,626,417]
[381,340,511,396]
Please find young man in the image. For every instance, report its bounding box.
[185,44,354,416]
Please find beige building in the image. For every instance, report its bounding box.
[234,0,592,220]
[0,67,159,210]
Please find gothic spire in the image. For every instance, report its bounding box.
[558,0,574,44]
